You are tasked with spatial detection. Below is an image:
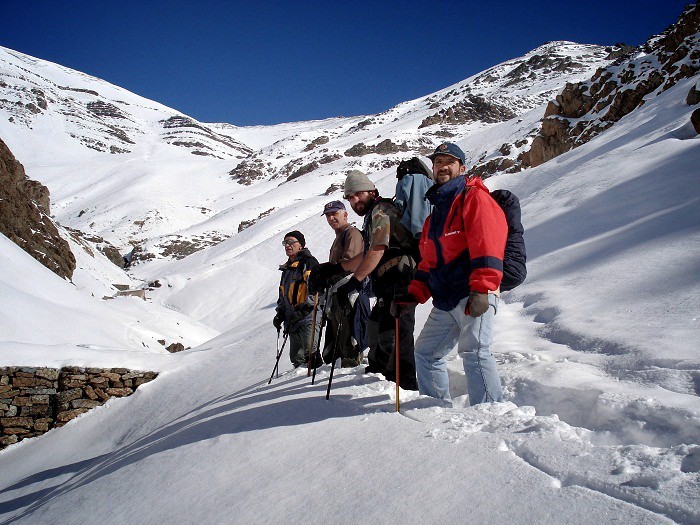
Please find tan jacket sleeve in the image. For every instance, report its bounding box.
[341,227,364,261]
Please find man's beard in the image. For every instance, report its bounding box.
[352,196,374,216]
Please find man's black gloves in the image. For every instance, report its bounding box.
[309,262,343,294]
[336,276,362,309]
[390,294,418,318]
[273,314,283,331]
[466,291,490,317]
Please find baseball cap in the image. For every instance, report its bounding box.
[427,142,466,165]
[321,200,346,216]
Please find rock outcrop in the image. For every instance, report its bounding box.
[419,95,516,128]
[0,138,76,279]
[344,139,409,157]
[229,157,273,185]
[161,116,252,158]
[525,5,700,168]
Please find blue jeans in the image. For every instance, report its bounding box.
[414,295,503,404]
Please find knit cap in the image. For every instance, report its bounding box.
[284,230,305,247]
[343,170,376,198]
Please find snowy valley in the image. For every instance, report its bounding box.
[0,5,699,524]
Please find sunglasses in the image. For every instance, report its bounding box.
[282,239,300,246]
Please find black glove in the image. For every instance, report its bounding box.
[466,291,490,317]
[390,294,418,318]
[336,276,362,309]
[273,314,283,331]
[309,262,343,293]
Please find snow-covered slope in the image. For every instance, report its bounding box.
[1,21,699,524]
[0,233,218,371]
[0,45,253,253]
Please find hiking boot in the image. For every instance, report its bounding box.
[365,363,384,375]
[341,356,361,368]
[400,377,419,391]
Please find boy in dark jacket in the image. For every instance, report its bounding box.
[274,231,319,368]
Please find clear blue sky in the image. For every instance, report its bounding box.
[1,1,691,126]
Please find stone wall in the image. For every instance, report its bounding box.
[0,366,157,449]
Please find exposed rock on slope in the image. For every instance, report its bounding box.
[525,4,700,167]
[419,95,517,127]
[228,157,273,185]
[222,41,619,189]
[0,138,75,279]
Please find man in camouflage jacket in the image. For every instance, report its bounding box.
[335,171,418,390]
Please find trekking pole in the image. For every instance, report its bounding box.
[311,289,330,385]
[268,331,289,385]
[395,316,400,413]
[306,292,320,377]
[325,310,345,400]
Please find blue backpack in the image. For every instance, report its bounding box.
[394,157,435,263]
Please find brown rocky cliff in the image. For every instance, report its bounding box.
[525,5,700,168]
[0,138,76,279]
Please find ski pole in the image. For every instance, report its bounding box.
[325,308,346,400]
[306,292,320,377]
[395,316,400,413]
[311,288,330,385]
[268,331,289,384]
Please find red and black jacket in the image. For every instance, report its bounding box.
[408,176,507,311]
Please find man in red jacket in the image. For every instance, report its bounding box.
[392,143,507,404]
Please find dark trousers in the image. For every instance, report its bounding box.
[322,294,360,366]
[367,298,417,389]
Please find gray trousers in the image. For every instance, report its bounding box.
[288,322,319,367]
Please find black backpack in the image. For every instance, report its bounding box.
[396,157,433,180]
[490,189,527,291]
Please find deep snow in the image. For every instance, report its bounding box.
[1,49,699,525]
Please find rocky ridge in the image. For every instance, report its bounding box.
[515,5,700,169]
[216,41,620,188]
[460,7,700,178]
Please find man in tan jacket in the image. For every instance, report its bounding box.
[310,200,364,367]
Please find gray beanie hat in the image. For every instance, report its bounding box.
[343,170,376,198]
